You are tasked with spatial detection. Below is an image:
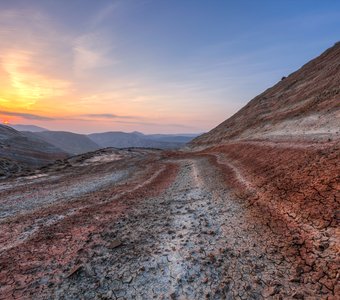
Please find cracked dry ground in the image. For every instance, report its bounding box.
[0,141,339,299]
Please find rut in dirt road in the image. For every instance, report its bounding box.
[48,158,224,298]
[0,145,338,299]
[48,157,308,299]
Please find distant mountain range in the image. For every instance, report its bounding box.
[23,131,100,155]
[6,125,199,155]
[88,131,198,149]
[1,125,198,176]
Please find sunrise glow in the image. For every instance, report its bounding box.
[0,1,339,134]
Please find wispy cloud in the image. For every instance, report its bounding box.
[0,8,73,111]
[0,110,141,122]
[104,119,197,129]
[73,32,118,76]
[90,2,119,27]
[81,113,139,119]
[2,51,71,99]
[0,109,196,130]
[0,110,55,121]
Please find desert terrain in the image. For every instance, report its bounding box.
[0,139,338,299]
[0,44,339,299]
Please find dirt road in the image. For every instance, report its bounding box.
[0,143,338,299]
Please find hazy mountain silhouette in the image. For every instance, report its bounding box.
[25,131,101,155]
[0,125,67,176]
[10,124,49,132]
[88,131,198,149]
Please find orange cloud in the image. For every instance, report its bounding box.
[0,51,71,111]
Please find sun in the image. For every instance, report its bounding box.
[3,119,10,125]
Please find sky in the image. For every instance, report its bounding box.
[0,0,339,134]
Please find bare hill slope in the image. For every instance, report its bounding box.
[10,124,49,132]
[28,131,100,155]
[0,125,67,176]
[191,42,340,147]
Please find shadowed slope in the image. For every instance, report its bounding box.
[10,124,49,132]
[0,125,67,176]
[27,131,100,155]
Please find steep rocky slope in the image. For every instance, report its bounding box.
[186,42,340,298]
[191,42,340,147]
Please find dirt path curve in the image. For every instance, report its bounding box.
[0,148,336,299]
[47,157,305,299]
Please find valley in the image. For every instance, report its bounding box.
[0,42,339,300]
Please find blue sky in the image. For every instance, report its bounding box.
[0,0,339,133]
